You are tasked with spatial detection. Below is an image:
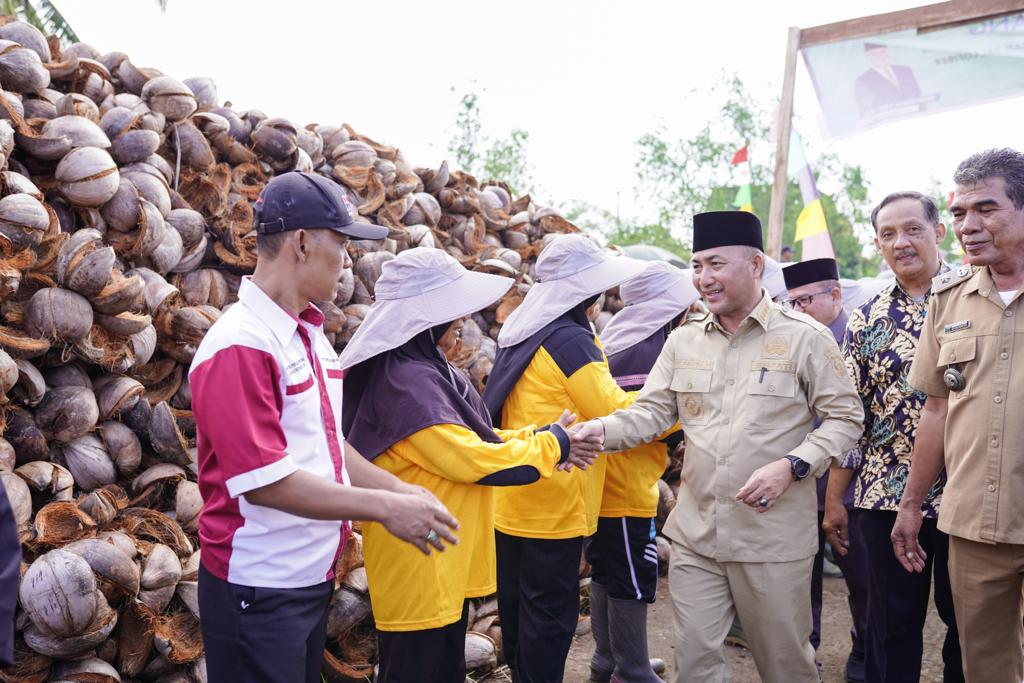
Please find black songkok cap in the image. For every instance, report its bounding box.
[782,257,840,290]
[692,211,764,253]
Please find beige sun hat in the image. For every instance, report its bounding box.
[497,234,646,348]
[338,247,514,370]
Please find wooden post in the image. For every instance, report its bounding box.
[766,26,801,261]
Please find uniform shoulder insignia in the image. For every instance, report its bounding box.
[779,306,827,331]
[932,265,975,295]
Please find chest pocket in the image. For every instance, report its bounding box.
[937,336,977,399]
[670,366,712,427]
[745,363,797,429]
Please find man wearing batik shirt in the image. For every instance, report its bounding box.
[824,191,963,683]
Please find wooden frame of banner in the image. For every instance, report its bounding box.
[766,0,1024,260]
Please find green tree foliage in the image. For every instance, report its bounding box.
[629,75,880,278]
[448,91,534,195]
[2,0,78,41]
[1,1,167,45]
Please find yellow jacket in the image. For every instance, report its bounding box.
[363,423,563,631]
[495,340,635,539]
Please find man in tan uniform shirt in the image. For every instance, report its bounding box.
[894,148,1024,683]
[575,211,863,683]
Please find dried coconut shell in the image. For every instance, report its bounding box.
[0,39,50,93]
[18,548,100,637]
[95,310,152,336]
[56,228,115,297]
[50,657,121,683]
[148,402,193,466]
[55,93,100,122]
[34,385,99,442]
[0,437,14,471]
[10,358,44,407]
[325,587,372,640]
[23,600,116,658]
[92,269,144,315]
[0,192,49,251]
[97,420,142,477]
[59,434,115,491]
[55,146,120,207]
[6,406,48,465]
[63,537,141,602]
[174,480,201,532]
[141,76,196,122]
[465,632,498,672]
[1,469,31,537]
[15,461,74,505]
[94,374,144,420]
[76,484,128,526]
[24,287,94,344]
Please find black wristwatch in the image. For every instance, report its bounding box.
[785,455,811,481]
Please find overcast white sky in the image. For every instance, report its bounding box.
[60,0,1024,235]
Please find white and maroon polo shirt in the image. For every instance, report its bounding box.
[189,277,350,589]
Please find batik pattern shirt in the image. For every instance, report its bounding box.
[840,270,948,517]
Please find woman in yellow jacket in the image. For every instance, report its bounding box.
[482,234,648,683]
[591,261,698,683]
[339,247,597,683]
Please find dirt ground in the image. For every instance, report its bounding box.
[484,574,950,682]
[564,577,949,683]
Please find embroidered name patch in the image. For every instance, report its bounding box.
[750,360,795,373]
[676,359,713,370]
[943,320,972,334]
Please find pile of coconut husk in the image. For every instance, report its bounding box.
[0,16,679,683]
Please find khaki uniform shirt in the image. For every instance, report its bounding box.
[908,265,1024,544]
[600,291,864,562]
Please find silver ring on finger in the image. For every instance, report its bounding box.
[426,530,440,544]
[758,497,770,508]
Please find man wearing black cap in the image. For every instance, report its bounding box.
[573,211,863,682]
[190,172,460,683]
[783,258,867,682]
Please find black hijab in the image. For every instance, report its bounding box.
[482,295,599,427]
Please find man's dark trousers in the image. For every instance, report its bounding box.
[852,510,964,682]
[496,530,583,683]
[811,509,868,682]
[199,563,332,683]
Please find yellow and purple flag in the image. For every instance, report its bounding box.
[788,132,835,260]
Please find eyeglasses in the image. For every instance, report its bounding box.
[784,289,833,310]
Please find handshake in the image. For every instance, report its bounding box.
[551,411,606,472]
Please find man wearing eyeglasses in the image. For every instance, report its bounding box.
[823,192,963,683]
[783,258,866,683]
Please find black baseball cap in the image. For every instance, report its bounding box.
[254,172,388,240]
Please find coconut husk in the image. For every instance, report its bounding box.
[116,599,156,677]
[153,611,203,664]
[112,507,192,557]
[322,648,375,683]
[0,640,52,683]
[29,501,96,549]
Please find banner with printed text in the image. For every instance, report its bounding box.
[802,12,1024,137]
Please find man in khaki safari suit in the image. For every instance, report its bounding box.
[574,211,864,683]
